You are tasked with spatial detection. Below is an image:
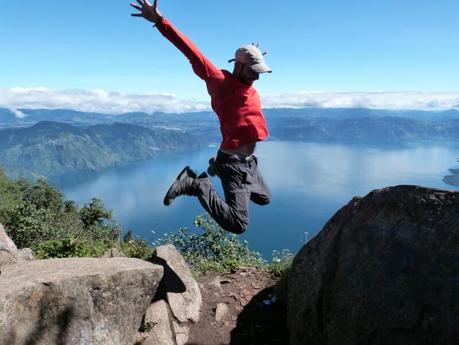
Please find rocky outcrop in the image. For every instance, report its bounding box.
[0,223,35,268]
[0,257,163,345]
[0,230,202,345]
[288,185,459,345]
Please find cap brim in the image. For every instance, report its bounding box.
[250,62,272,73]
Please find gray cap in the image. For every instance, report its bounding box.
[230,44,272,73]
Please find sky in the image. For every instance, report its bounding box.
[1,0,458,113]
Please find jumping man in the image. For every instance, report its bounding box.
[131,0,272,234]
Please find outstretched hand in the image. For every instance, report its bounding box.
[130,0,162,24]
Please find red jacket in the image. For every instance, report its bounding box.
[157,18,269,150]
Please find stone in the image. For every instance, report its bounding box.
[155,245,202,323]
[0,223,17,252]
[0,257,163,345]
[0,248,35,268]
[288,185,459,345]
[0,250,15,267]
[143,300,175,345]
[215,303,229,322]
[172,320,190,345]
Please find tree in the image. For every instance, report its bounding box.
[79,198,112,229]
[18,179,65,212]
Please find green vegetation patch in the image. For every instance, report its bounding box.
[0,169,120,258]
[0,168,293,282]
[157,214,269,275]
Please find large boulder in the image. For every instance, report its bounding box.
[155,244,202,324]
[288,185,459,345]
[0,257,163,345]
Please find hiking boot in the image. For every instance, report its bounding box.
[163,166,197,206]
[207,157,217,177]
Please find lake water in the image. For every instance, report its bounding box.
[53,141,459,259]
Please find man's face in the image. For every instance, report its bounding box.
[236,63,259,85]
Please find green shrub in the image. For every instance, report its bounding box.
[120,230,155,260]
[35,237,113,259]
[35,237,91,259]
[157,214,266,275]
[0,173,121,258]
[269,249,294,305]
[269,249,294,278]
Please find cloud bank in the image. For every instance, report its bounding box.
[0,87,458,114]
[0,87,209,114]
[262,91,459,111]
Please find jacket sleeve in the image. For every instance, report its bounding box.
[156,18,224,81]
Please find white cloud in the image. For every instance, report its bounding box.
[0,87,458,114]
[262,91,459,111]
[0,87,209,114]
[10,109,27,118]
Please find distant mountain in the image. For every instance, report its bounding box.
[268,115,459,145]
[0,121,206,179]
[2,107,458,129]
[2,106,459,143]
[263,107,459,121]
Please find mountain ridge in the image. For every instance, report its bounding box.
[0,121,206,179]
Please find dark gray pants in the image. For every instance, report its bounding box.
[195,150,271,234]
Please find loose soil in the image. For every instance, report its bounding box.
[186,267,289,345]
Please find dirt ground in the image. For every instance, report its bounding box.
[186,267,289,345]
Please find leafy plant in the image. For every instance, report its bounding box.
[269,249,294,306]
[120,230,155,260]
[0,171,120,256]
[269,249,294,278]
[157,214,266,275]
[35,237,91,259]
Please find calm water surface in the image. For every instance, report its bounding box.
[53,141,459,258]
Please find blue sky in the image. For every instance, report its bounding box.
[0,0,458,112]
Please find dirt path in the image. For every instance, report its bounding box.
[187,267,289,345]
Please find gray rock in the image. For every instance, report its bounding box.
[172,320,190,345]
[288,185,459,345]
[0,257,163,345]
[215,303,229,322]
[0,223,17,252]
[0,250,16,267]
[0,248,34,268]
[15,248,35,261]
[143,300,175,345]
[155,245,202,323]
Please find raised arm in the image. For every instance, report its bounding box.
[130,0,223,81]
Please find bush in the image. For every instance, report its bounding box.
[120,230,155,260]
[0,173,121,256]
[157,214,266,275]
[269,249,294,305]
[35,237,111,259]
[269,249,294,278]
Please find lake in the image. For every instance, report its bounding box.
[53,141,459,259]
